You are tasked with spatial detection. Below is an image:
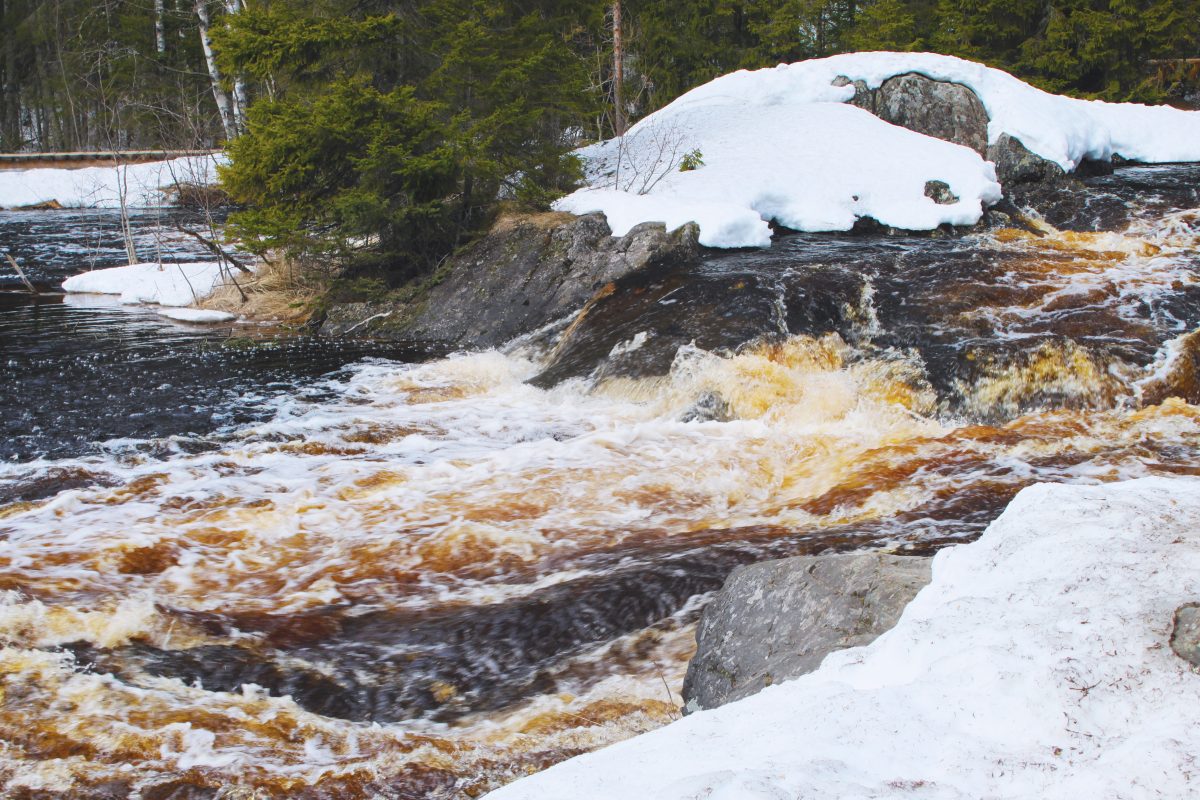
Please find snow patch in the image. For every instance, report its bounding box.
[488,476,1200,800]
[62,262,228,307]
[157,308,237,324]
[0,155,222,209]
[556,52,1200,247]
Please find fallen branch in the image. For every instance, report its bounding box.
[173,225,253,273]
[3,252,38,295]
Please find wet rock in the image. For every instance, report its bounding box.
[924,180,959,205]
[679,391,732,423]
[141,782,219,800]
[321,212,700,348]
[682,552,932,712]
[1170,602,1200,667]
[987,133,1065,187]
[530,260,866,387]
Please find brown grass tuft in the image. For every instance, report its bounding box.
[199,255,331,324]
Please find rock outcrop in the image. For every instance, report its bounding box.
[529,260,867,386]
[682,552,932,712]
[874,72,990,157]
[321,212,700,348]
[987,132,1066,186]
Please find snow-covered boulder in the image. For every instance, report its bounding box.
[556,52,1200,248]
[488,476,1200,799]
[851,71,991,156]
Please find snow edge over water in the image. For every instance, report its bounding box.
[489,476,1200,799]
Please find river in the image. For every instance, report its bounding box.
[1,165,1199,798]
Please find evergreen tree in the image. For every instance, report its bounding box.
[215,0,595,275]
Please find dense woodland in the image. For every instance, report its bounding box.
[3,0,1199,272]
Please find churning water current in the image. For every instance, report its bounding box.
[1,166,1200,798]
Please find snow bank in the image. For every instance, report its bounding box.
[0,155,221,209]
[557,52,1200,246]
[62,262,227,307]
[489,476,1200,799]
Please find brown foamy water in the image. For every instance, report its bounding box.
[3,179,1200,798]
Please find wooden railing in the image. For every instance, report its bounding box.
[0,150,220,170]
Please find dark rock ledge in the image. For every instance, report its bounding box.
[320,212,700,350]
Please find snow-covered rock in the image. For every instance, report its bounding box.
[0,155,221,209]
[488,476,1200,800]
[62,262,228,307]
[556,52,1200,247]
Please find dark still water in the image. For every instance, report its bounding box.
[0,207,224,291]
[0,209,425,463]
[0,168,1198,799]
[0,296,424,462]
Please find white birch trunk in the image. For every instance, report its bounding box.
[195,0,235,140]
[224,0,247,132]
[154,0,166,54]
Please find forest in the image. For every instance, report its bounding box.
[2,0,1198,273]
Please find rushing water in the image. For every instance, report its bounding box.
[1,166,1200,798]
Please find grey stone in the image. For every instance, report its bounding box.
[682,552,932,712]
[320,212,700,347]
[874,72,990,156]
[1171,602,1200,667]
[987,133,1065,187]
[679,391,732,423]
[832,75,874,112]
[924,179,959,205]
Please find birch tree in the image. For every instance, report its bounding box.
[154,0,166,54]
[195,0,236,140]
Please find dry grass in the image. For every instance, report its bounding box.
[491,207,575,233]
[199,255,331,324]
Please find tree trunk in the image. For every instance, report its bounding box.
[194,0,235,140]
[155,0,166,54]
[224,0,247,132]
[612,0,626,137]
